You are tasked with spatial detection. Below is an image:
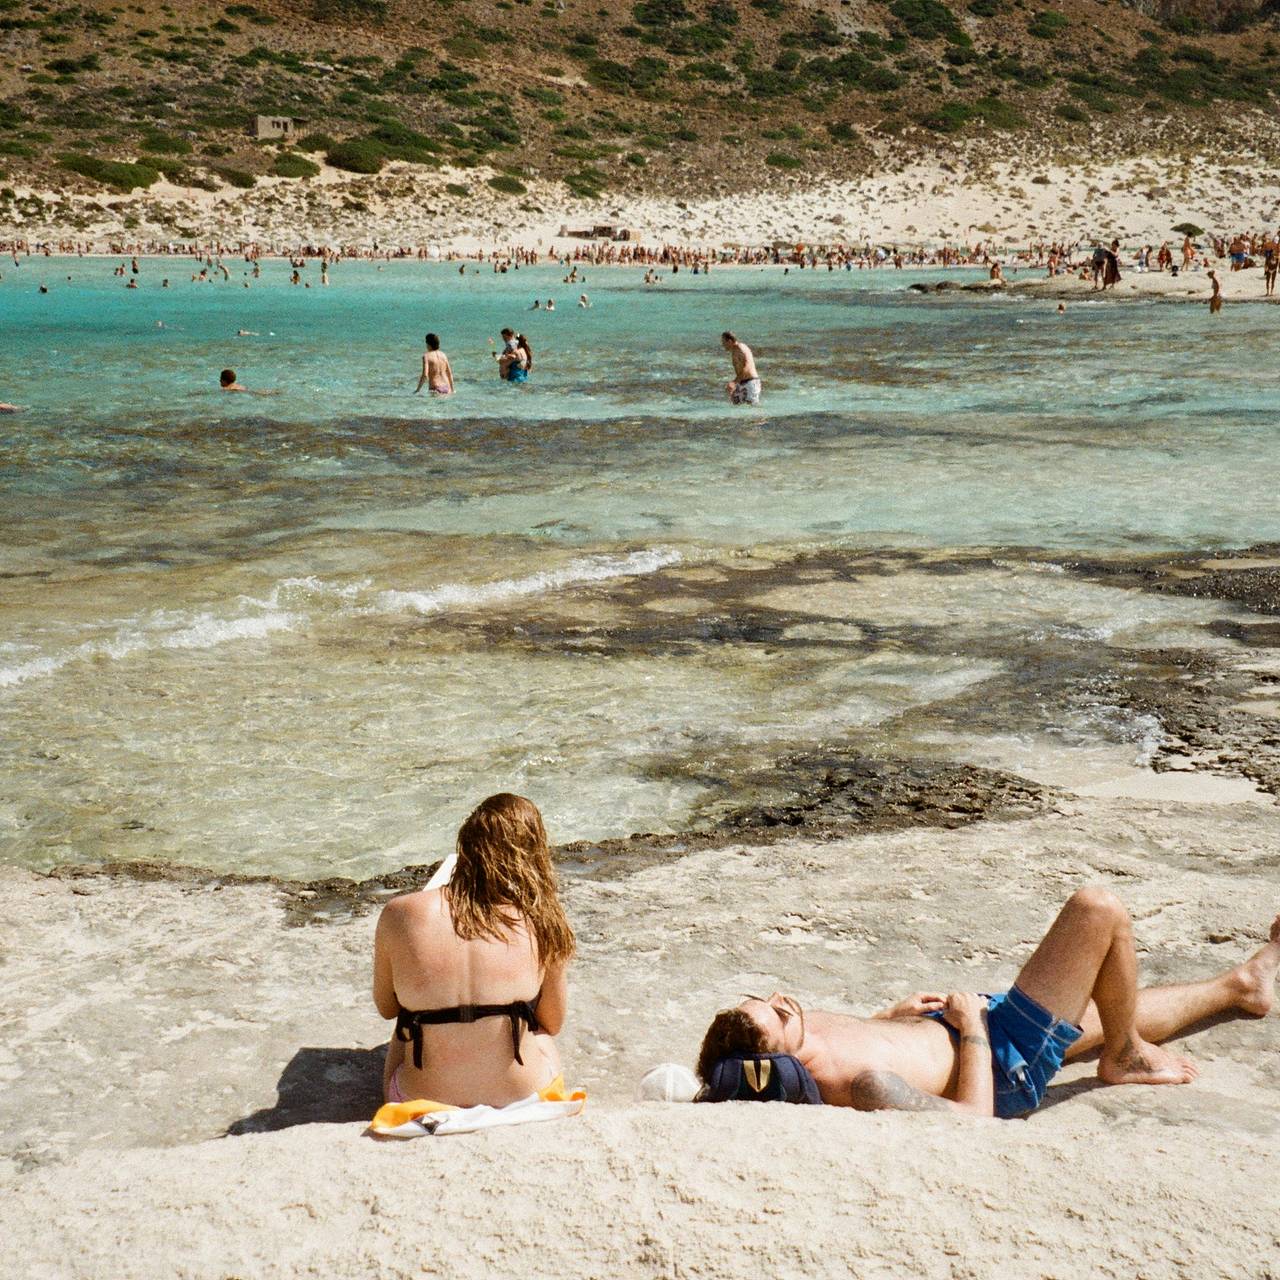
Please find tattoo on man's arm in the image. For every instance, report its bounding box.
[848,1070,950,1113]
[961,1035,990,1050]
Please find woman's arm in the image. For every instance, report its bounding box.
[372,906,401,1020]
[534,959,569,1035]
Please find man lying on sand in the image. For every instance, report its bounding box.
[697,886,1279,1116]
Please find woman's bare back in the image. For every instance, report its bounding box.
[375,888,564,1106]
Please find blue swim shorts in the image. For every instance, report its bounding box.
[986,986,1083,1117]
[928,985,1082,1118]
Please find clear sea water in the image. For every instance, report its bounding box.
[1,257,1276,877]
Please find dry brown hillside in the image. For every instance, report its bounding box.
[1,0,1279,206]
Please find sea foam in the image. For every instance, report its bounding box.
[0,548,681,689]
[373,547,682,616]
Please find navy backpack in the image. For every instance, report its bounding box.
[700,1053,823,1105]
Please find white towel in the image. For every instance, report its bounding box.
[369,1077,586,1138]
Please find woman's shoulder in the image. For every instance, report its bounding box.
[380,886,446,927]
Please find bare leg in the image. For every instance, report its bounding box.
[1068,914,1280,1057]
[1012,887,1198,1087]
[383,1035,405,1102]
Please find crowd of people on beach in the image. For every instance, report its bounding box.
[6,226,1279,290]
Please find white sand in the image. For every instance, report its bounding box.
[9,128,1280,253]
[3,794,1279,1278]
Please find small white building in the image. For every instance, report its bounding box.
[253,115,300,140]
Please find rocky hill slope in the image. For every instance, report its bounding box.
[1,0,1278,241]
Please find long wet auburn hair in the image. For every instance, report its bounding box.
[447,793,575,967]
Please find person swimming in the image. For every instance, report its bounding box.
[373,793,575,1107]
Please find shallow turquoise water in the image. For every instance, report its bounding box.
[4,259,1279,554]
[0,259,1276,876]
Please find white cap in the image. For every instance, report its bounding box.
[637,1063,701,1103]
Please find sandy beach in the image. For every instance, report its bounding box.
[7,133,1280,257]
[3,789,1279,1279]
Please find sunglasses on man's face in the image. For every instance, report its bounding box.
[741,993,805,1040]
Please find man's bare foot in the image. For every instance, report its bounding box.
[1098,1035,1199,1087]
[1227,914,1280,1017]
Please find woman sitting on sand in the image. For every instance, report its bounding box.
[373,793,574,1106]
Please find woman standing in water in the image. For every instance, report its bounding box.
[373,794,574,1105]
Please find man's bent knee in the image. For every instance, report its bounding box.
[1067,885,1125,923]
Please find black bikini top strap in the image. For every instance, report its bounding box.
[394,1000,539,1070]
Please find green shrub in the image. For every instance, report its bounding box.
[971,95,1026,127]
[1054,101,1087,120]
[487,173,527,194]
[140,131,192,155]
[633,0,691,24]
[214,165,256,188]
[1027,8,1068,38]
[0,140,32,157]
[47,54,100,75]
[521,85,564,104]
[687,59,734,80]
[445,33,486,58]
[312,0,387,20]
[765,150,803,168]
[624,151,647,165]
[889,0,968,44]
[445,181,470,195]
[746,68,798,96]
[564,166,607,197]
[827,120,856,141]
[226,3,274,21]
[1070,83,1116,112]
[369,122,440,152]
[1172,221,1204,236]
[149,156,189,179]
[586,55,667,91]
[273,152,320,178]
[326,138,386,172]
[296,132,336,152]
[865,66,905,91]
[919,100,972,131]
[969,0,999,13]
[59,153,159,191]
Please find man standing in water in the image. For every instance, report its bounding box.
[414,332,455,396]
[722,331,761,405]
